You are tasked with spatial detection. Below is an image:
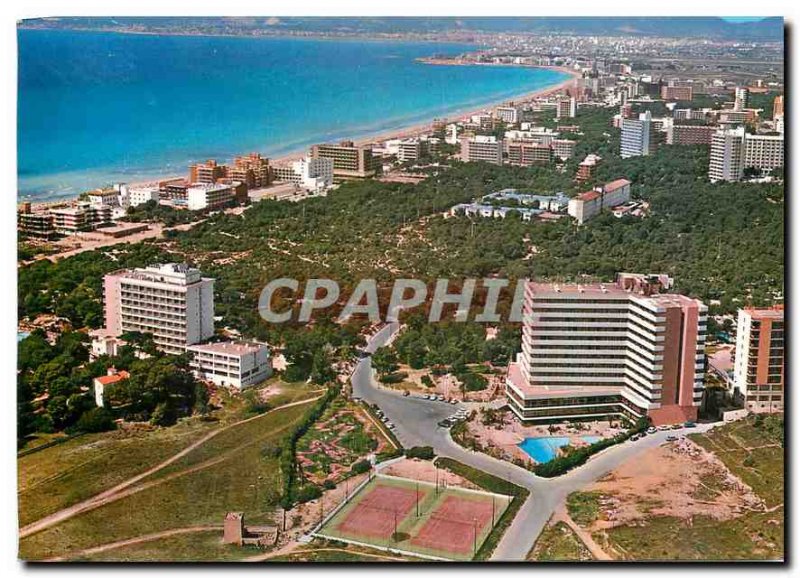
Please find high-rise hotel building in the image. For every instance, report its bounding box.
[310,141,380,179]
[732,306,784,413]
[103,263,215,355]
[506,273,707,425]
[620,111,656,159]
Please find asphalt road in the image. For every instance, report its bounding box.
[351,322,716,561]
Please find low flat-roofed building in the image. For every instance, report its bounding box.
[187,340,272,390]
[187,183,236,211]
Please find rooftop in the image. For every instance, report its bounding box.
[188,340,267,356]
[743,305,784,321]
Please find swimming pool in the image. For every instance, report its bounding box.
[17,331,30,342]
[518,435,602,463]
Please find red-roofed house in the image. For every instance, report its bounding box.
[568,179,632,224]
[94,368,130,407]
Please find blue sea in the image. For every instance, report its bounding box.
[18,29,569,201]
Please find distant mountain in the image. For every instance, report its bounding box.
[20,16,785,41]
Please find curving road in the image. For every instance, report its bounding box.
[352,323,715,561]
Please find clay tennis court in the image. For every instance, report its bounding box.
[334,484,418,539]
[410,495,496,554]
[318,474,509,560]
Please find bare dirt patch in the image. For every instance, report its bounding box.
[585,438,763,530]
[381,458,476,491]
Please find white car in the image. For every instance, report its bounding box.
[450,399,458,405]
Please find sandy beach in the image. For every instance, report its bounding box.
[24,65,580,210]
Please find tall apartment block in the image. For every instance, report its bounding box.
[228,153,271,189]
[745,134,784,173]
[506,273,707,425]
[556,96,577,119]
[620,111,656,158]
[190,159,226,184]
[575,154,602,183]
[310,141,380,179]
[460,135,503,165]
[660,85,693,101]
[667,124,718,146]
[709,127,746,182]
[734,87,749,111]
[495,105,522,124]
[709,127,784,182]
[773,95,784,120]
[103,263,215,355]
[506,140,553,166]
[732,306,784,413]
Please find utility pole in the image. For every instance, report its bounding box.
[394,508,398,541]
[416,480,420,517]
[492,495,496,527]
[473,517,478,556]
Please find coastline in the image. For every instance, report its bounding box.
[22,65,579,208]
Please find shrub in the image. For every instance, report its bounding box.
[76,407,116,433]
[379,371,408,384]
[405,446,435,460]
[296,484,323,504]
[323,479,337,490]
[351,459,371,475]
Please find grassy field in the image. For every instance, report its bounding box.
[74,530,262,562]
[18,400,314,561]
[528,520,593,561]
[689,415,784,508]
[597,511,783,561]
[581,416,784,561]
[17,381,319,528]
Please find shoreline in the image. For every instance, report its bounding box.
[21,65,579,209]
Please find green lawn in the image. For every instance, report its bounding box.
[528,520,593,561]
[19,401,313,561]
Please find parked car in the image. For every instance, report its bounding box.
[402,390,410,396]
[666,435,678,441]
[450,399,458,405]
[646,426,656,434]
[684,421,697,428]
[671,424,682,430]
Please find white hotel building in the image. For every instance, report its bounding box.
[103,263,215,355]
[506,273,707,426]
[187,341,272,390]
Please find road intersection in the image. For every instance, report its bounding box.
[352,322,715,561]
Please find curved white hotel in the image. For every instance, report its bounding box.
[507,273,707,426]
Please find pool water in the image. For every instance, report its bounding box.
[17,331,30,342]
[518,435,602,463]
